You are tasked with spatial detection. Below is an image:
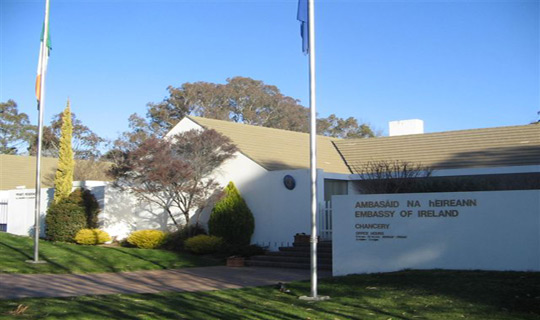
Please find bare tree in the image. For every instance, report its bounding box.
[111,129,237,229]
[352,160,433,194]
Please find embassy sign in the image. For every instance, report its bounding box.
[332,190,540,276]
[353,198,476,241]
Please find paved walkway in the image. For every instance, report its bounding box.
[0,266,331,300]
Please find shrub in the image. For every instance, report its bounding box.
[127,230,166,249]
[45,201,87,242]
[74,229,111,245]
[184,235,223,254]
[208,182,254,246]
[162,224,207,251]
[66,188,100,228]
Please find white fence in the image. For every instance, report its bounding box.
[0,197,7,232]
[318,201,332,240]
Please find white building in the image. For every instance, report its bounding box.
[2,117,539,251]
[157,117,539,249]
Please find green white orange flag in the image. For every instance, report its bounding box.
[35,12,51,104]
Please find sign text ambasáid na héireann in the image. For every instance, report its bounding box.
[354,198,477,241]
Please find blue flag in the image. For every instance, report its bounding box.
[297,0,308,54]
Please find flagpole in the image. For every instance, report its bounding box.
[307,0,318,299]
[30,0,50,264]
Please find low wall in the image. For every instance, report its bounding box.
[332,190,540,276]
[2,181,106,237]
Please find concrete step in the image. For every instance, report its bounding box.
[293,241,332,248]
[248,255,332,264]
[265,251,332,258]
[245,240,333,271]
[245,259,332,270]
[279,246,332,253]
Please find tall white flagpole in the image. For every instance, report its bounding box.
[308,0,318,299]
[31,0,50,264]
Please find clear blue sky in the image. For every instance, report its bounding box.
[1,0,538,142]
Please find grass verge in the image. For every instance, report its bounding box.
[0,232,219,274]
[0,270,538,319]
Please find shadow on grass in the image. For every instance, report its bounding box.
[0,283,431,320]
[1,270,538,319]
[0,232,218,275]
[0,241,72,273]
[0,241,33,260]
[318,270,540,317]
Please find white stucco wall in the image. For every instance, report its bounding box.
[165,117,204,136]
[212,164,323,250]
[163,117,323,249]
[4,188,50,237]
[3,181,106,237]
[100,186,173,240]
[332,190,540,275]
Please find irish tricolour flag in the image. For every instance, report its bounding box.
[35,5,51,105]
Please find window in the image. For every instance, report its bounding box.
[324,179,348,201]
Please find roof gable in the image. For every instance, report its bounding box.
[186,116,351,173]
[335,124,540,171]
[172,117,539,175]
[0,154,112,190]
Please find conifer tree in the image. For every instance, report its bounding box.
[53,100,74,203]
[208,181,254,246]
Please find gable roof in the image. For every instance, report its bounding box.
[334,123,540,172]
[187,116,351,173]
[0,154,112,190]
[1,154,58,190]
[179,117,539,175]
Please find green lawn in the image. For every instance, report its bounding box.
[0,232,219,274]
[1,270,538,319]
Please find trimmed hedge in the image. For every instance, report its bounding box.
[45,201,87,242]
[208,182,254,246]
[74,229,111,245]
[184,235,223,255]
[127,230,166,249]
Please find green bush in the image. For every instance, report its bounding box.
[45,201,87,242]
[127,230,166,249]
[162,224,207,251]
[74,229,111,245]
[184,235,223,254]
[66,188,100,228]
[208,182,254,246]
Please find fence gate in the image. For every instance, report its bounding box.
[318,201,332,240]
[0,198,7,232]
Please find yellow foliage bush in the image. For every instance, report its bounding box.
[184,235,223,254]
[74,229,111,245]
[127,230,166,249]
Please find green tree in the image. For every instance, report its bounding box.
[28,110,105,159]
[66,188,101,229]
[142,76,374,138]
[208,182,254,246]
[0,100,36,154]
[317,114,375,139]
[45,201,86,242]
[53,100,74,204]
